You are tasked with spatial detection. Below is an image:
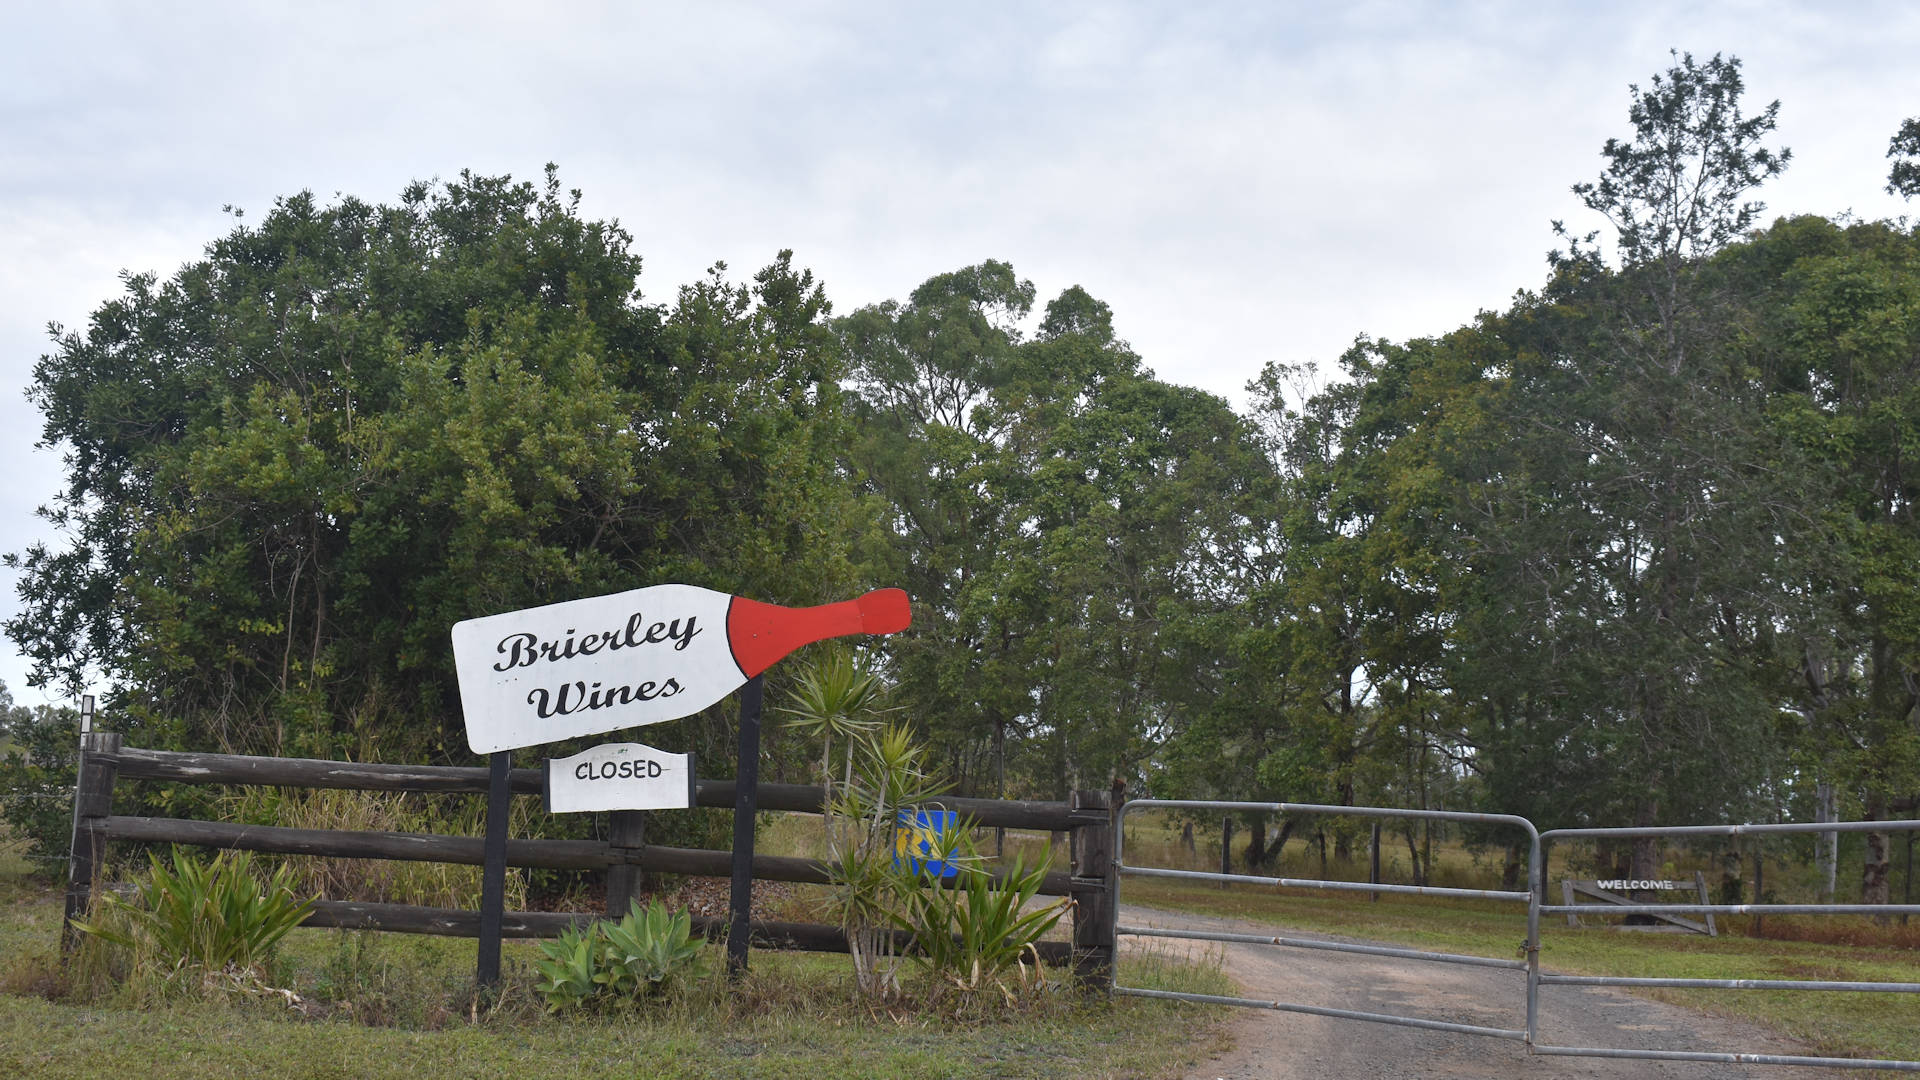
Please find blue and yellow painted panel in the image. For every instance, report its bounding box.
[893,809,960,878]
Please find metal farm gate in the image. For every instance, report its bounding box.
[1111,800,1920,1073]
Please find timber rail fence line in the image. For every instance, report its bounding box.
[61,732,1120,982]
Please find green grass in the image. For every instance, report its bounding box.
[0,824,1232,1080]
[0,927,1230,1080]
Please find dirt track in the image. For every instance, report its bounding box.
[1118,906,1850,1080]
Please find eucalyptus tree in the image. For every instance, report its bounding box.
[837,261,1039,796]
[1738,214,1920,903]
[841,268,1271,799]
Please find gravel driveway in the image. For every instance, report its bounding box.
[1116,906,1853,1080]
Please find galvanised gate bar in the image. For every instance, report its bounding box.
[1534,820,1920,1070]
[1111,799,1920,1072]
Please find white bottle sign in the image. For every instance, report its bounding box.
[544,742,694,813]
[452,584,909,753]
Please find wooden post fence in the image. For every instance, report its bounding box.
[1069,788,1119,984]
[61,731,121,951]
[62,740,1112,984]
[605,810,646,916]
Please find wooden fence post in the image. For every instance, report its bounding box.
[606,810,645,917]
[1070,788,1117,988]
[476,750,511,987]
[63,731,122,951]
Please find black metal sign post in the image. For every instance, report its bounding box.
[726,674,765,977]
[477,749,511,987]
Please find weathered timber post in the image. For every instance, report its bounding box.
[606,810,645,917]
[1070,787,1117,987]
[63,731,122,951]
[476,750,511,987]
[726,674,765,979]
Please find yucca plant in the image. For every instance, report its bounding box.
[532,902,705,1011]
[72,847,315,989]
[777,648,894,854]
[823,722,946,996]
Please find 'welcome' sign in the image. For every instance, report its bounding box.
[452,584,910,753]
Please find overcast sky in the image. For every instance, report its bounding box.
[3,1,1916,707]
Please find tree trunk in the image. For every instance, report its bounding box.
[1403,825,1425,886]
[993,714,1007,857]
[1245,815,1268,869]
[1220,816,1233,886]
[1863,792,1891,916]
[1628,799,1661,924]
[1816,780,1838,903]
[1263,818,1296,868]
[1500,841,1524,893]
[1717,843,1744,904]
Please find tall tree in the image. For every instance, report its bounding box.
[8,171,860,761]
[1887,117,1920,199]
[1539,50,1805,878]
[842,267,1270,799]
[1741,214,1920,903]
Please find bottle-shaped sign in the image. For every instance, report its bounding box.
[452,585,910,753]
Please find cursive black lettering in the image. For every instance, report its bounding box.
[529,675,686,718]
[495,632,539,671]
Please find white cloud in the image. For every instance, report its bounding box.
[2,0,1917,703]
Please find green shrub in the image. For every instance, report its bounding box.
[72,847,315,990]
[532,900,705,1012]
[597,899,704,995]
[531,923,602,1012]
[0,705,78,871]
[890,831,1070,997]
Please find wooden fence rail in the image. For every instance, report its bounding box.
[109,747,1086,831]
[65,736,1115,982]
[299,898,1074,964]
[99,814,1078,895]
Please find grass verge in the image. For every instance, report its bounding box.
[0,829,1232,1080]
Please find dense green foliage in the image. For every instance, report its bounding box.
[7,169,862,765]
[889,836,1068,996]
[7,54,1917,906]
[531,900,705,1011]
[0,684,80,865]
[73,848,315,988]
